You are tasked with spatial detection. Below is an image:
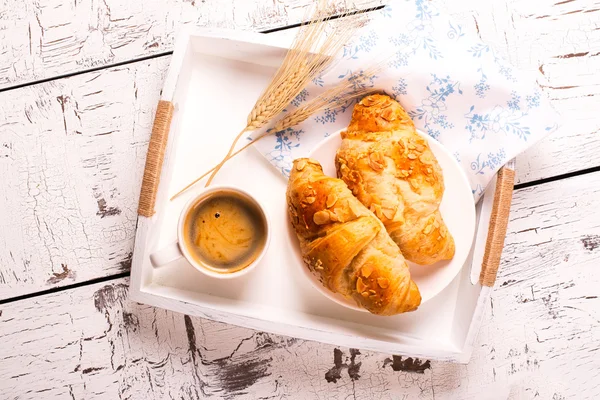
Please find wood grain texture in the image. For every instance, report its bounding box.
[1,1,600,397]
[0,0,383,89]
[2,171,599,399]
[0,59,169,299]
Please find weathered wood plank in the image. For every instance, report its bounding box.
[0,0,383,89]
[1,171,599,399]
[0,58,170,299]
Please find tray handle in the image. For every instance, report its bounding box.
[479,166,515,287]
[138,100,174,217]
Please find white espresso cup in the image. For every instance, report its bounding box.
[149,186,271,279]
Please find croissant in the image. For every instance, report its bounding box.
[336,94,455,265]
[286,158,421,315]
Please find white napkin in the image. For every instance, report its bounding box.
[250,0,559,201]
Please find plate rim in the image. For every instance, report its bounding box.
[292,127,477,312]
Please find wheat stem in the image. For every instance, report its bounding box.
[171,93,372,200]
[171,69,383,200]
[205,126,251,186]
[171,2,373,198]
[203,1,366,187]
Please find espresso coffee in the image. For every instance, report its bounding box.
[182,191,267,274]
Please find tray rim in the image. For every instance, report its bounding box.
[129,27,515,363]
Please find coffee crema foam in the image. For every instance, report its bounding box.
[182,191,267,274]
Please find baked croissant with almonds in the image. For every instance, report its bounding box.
[336,94,455,265]
[286,158,421,315]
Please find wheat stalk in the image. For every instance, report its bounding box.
[170,66,381,200]
[274,65,385,131]
[197,0,366,188]
[171,4,374,199]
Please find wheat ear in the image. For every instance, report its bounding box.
[202,1,366,187]
[170,68,381,200]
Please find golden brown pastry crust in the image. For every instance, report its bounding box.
[286,158,421,316]
[336,94,455,265]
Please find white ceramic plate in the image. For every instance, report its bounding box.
[293,129,476,312]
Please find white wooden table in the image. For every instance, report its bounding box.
[1,1,599,398]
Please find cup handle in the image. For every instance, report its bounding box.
[150,242,183,268]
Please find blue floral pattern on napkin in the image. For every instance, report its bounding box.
[249,0,559,201]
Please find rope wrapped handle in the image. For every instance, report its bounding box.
[138,100,174,217]
[479,166,515,287]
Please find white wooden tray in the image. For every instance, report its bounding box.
[129,28,514,363]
